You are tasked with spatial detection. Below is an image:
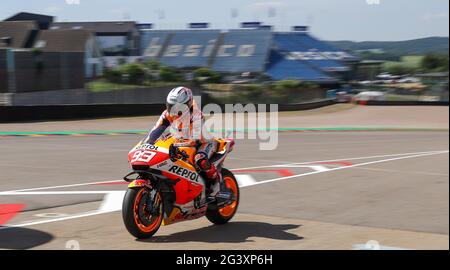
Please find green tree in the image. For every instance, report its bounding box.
[386,64,416,75]
[421,54,449,72]
[422,54,439,70]
[436,56,449,72]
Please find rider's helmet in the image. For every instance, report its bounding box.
[166,86,193,118]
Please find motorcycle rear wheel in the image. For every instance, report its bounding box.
[122,187,163,239]
[206,168,240,225]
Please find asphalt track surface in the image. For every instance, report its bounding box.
[0,128,448,250]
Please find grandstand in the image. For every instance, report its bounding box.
[266,50,335,82]
[2,12,358,83]
[140,30,172,58]
[211,29,272,73]
[140,27,357,83]
[159,30,221,68]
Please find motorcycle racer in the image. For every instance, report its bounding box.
[145,86,228,200]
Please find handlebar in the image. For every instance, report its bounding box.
[169,143,192,162]
[173,142,195,148]
[173,139,202,148]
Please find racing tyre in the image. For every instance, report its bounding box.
[206,168,240,225]
[122,188,163,239]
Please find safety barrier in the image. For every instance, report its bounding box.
[0,104,166,122]
[3,99,448,123]
[359,100,449,106]
[0,99,337,122]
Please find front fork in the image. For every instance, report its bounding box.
[128,179,160,215]
[146,189,161,215]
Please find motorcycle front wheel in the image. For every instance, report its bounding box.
[122,187,163,239]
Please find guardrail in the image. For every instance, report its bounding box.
[358,100,449,106]
[2,99,449,123]
[0,99,337,123]
[0,104,166,123]
[278,99,336,111]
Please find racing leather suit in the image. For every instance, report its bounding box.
[146,101,219,184]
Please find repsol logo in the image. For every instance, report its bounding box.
[138,144,159,151]
[169,166,199,181]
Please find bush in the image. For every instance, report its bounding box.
[120,63,146,84]
[104,68,122,83]
[208,73,222,83]
[193,68,222,83]
[273,80,301,90]
[274,81,321,103]
[103,63,146,84]
[193,67,212,77]
[208,80,325,104]
[144,60,160,70]
[159,67,179,82]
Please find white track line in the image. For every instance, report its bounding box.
[1,150,447,194]
[235,174,257,187]
[1,211,105,229]
[1,180,128,193]
[275,164,330,172]
[242,150,449,187]
[98,191,126,213]
[230,150,448,171]
[0,176,254,196]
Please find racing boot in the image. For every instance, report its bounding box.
[199,160,232,204]
[205,164,231,204]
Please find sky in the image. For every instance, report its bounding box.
[0,0,449,41]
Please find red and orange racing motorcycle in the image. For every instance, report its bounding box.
[122,134,239,239]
